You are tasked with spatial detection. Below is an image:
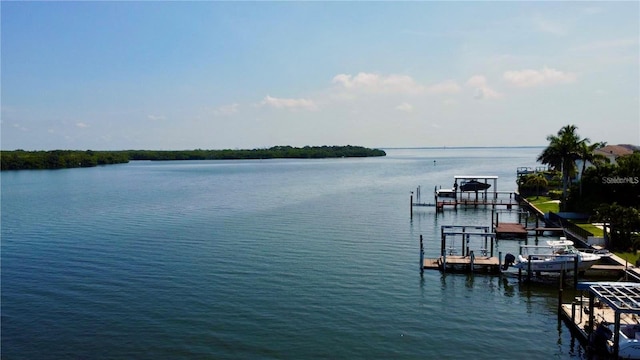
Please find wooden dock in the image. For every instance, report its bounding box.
[494,222,528,238]
[410,185,520,215]
[420,229,502,274]
[526,227,564,236]
[412,199,520,211]
[422,255,502,273]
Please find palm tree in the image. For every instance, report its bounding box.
[577,141,608,197]
[537,125,584,211]
[525,172,548,199]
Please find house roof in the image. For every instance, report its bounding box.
[594,144,636,158]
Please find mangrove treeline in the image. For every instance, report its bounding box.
[1,146,386,170]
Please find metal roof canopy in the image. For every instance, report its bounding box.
[441,225,491,230]
[442,232,497,237]
[453,176,498,194]
[454,176,499,180]
[577,282,640,315]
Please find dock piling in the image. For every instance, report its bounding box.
[419,235,424,274]
[470,251,475,273]
[410,193,413,218]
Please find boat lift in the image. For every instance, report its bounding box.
[420,225,501,274]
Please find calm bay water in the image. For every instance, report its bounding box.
[2,147,586,359]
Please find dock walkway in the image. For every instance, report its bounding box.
[422,255,502,273]
[494,222,527,238]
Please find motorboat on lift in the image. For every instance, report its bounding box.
[436,188,456,198]
[503,239,602,273]
[459,179,491,192]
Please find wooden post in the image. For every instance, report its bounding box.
[470,250,475,273]
[442,253,447,273]
[410,194,413,218]
[613,311,621,358]
[420,235,424,274]
[461,227,465,256]
[440,228,445,257]
[484,236,488,256]
[588,292,595,336]
[465,233,470,257]
[527,255,532,282]
[490,236,494,257]
[558,268,564,323]
[573,255,578,288]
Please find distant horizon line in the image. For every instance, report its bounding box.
[8,144,639,152]
[2,145,549,152]
[381,145,546,150]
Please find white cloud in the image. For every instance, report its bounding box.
[443,99,457,106]
[76,122,89,128]
[503,67,577,87]
[12,123,28,131]
[147,114,165,121]
[582,6,602,15]
[466,75,488,89]
[426,80,461,95]
[396,102,413,113]
[213,103,240,116]
[533,17,567,36]
[465,75,503,100]
[569,38,638,52]
[332,72,425,94]
[260,95,318,111]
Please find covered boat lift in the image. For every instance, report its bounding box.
[453,175,498,200]
[411,175,518,215]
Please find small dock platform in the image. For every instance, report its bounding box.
[419,226,501,274]
[494,222,528,238]
[422,255,501,273]
[526,227,564,236]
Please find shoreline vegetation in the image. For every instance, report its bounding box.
[0,145,386,171]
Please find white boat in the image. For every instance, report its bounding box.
[436,188,456,198]
[609,323,640,359]
[593,322,640,359]
[503,239,601,273]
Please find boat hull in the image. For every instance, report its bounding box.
[459,180,491,192]
[608,324,640,359]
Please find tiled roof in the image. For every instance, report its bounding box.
[595,145,636,157]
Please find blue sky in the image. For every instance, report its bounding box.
[2,1,638,150]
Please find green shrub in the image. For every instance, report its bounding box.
[548,190,562,200]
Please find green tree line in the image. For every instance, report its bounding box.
[1,150,130,170]
[1,146,386,170]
